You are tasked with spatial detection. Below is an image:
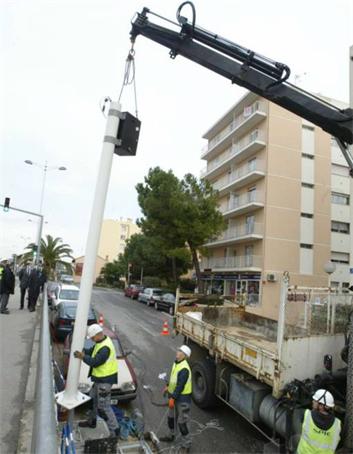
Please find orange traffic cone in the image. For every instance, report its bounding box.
[160,321,170,336]
[98,314,104,327]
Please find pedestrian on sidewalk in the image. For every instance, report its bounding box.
[74,324,120,438]
[0,261,15,314]
[27,267,41,312]
[160,345,193,454]
[18,263,31,310]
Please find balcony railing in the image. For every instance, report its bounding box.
[206,222,263,245]
[201,255,262,269]
[220,191,264,214]
[203,129,265,177]
[213,160,265,191]
[205,101,266,153]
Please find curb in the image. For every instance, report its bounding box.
[16,310,41,454]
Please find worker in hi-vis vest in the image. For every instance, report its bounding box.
[297,389,341,454]
[160,345,192,454]
[74,324,120,438]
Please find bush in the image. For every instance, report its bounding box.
[142,276,161,288]
[179,278,196,292]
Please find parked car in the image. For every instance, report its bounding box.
[63,326,137,403]
[50,301,97,342]
[52,284,80,307]
[124,284,144,299]
[138,288,163,306]
[155,292,176,315]
[60,274,74,284]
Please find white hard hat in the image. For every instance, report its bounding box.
[312,389,335,408]
[87,324,103,339]
[178,345,191,358]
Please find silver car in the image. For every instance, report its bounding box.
[138,287,163,307]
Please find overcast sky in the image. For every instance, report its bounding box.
[1,0,352,260]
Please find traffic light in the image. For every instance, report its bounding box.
[3,197,10,212]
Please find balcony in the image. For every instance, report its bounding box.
[213,160,266,195]
[220,192,264,218]
[201,101,267,161]
[202,130,266,180]
[201,255,262,271]
[205,222,263,247]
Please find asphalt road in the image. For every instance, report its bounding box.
[91,288,269,454]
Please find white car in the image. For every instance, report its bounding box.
[52,284,80,307]
[138,288,163,306]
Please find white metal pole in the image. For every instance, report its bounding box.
[35,215,44,267]
[276,272,289,362]
[56,101,121,410]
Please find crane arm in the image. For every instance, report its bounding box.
[130,4,353,173]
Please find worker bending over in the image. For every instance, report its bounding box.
[297,389,341,454]
[74,324,120,438]
[160,345,192,454]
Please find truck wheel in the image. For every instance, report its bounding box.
[192,358,217,409]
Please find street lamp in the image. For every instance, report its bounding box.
[25,160,67,264]
[24,160,67,214]
[324,260,337,334]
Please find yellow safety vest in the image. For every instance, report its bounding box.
[168,359,192,395]
[91,336,118,378]
[297,409,341,454]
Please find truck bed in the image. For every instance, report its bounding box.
[176,305,347,398]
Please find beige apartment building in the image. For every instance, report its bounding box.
[98,217,140,263]
[200,91,353,320]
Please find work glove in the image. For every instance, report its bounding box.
[74,351,84,360]
[168,398,175,409]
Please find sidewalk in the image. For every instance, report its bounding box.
[0,287,38,454]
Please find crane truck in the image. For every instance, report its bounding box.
[130,2,353,451]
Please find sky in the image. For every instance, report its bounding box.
[1,0,352,259]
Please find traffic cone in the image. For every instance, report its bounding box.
[98,314,104,327]
[161,321,170,336]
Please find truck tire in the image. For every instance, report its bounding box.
[192,358,217,409]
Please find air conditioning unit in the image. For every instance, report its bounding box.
[266,273,277,282]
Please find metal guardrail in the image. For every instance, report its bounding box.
[31,284,58,453]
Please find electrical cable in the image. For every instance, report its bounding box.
[118,44,139,118]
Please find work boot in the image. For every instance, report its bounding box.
[78,420,97,429]
[179,447,191,454]
[159,434,175,442]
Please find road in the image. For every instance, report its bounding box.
[91,288,268,454]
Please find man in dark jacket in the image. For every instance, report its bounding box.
[18,264,31,309]
[74,324,120,438]
[27,267,42,312]
[160,345,192,454]
[0,262,15,314]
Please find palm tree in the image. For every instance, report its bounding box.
[22,235,73,278]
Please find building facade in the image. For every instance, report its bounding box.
[200,92,352,320]
[98,218,140,263]
[73,255,107,284]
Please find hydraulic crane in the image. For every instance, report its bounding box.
[130,1,353,176]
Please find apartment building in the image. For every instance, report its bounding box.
[200,91,352,320]
[98,217,140,262]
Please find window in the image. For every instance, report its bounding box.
[302,182,314,188]
[247,187,257,202]
[249,129,259,142]
[301,213,313,218]
[248,157,257,172]
[302,125,315,155]
[120,234,126,240]
[300,243,313,249]
[331,192,349,205]
[245,245,253,266]
[303,125,314,131]
[302,153,314,159]
[245,215,255,234]
[121,224,127,232]
[330,137,339,148]
[331,252,350,264]
[331,221,350,234]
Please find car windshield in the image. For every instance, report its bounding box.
[62,304,95,319]
[59,289,79,300]
[84,337,123,357]
[153,290,163,295]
